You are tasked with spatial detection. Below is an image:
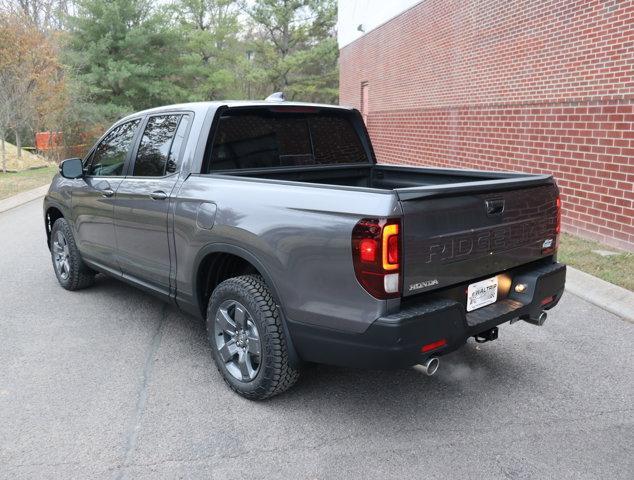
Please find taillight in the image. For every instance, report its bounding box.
[352,218,401,299]
[555,195,561,235]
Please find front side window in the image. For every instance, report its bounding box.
[133,115,182,177]
[88,120,140,176]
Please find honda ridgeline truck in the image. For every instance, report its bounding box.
[44,98,566,399]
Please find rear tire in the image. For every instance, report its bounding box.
[50,218,95,291]
[206,274,300,400]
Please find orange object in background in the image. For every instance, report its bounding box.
[35,131,63,151]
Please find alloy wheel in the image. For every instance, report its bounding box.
[214,299,262,381]
[52,231,70,280]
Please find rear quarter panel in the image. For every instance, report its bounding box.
[172,175,400,333]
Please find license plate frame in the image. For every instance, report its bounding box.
[466,276,499,312]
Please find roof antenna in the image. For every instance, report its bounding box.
[265,92,286,102]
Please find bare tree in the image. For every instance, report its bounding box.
[0,69,32,164]
[0,61,23,170]
[0,12,67,169]
[0,0,72,29]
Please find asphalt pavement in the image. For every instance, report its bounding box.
[1,198,632,479]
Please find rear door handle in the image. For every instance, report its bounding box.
[101,188,114,197]
[150,190,168,201]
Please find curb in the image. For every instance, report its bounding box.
[565,267,634,323]
[0,185,49,214]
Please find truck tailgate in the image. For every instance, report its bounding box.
[398,183,559,297]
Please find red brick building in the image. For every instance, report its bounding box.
[339,0,634,251]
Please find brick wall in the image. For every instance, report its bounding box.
[339,0,634,250]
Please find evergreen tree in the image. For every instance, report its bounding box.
[244,0,338,103]
[64,0,187,120]
[170,0,243,100]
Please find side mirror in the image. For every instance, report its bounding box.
[59,158,84,179]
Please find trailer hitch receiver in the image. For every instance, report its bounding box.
[474,326,498,343]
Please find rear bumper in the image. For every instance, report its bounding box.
[287,261,566,369]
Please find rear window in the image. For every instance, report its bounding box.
[205,109,369,171]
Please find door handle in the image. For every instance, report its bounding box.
[150,190,168,200]
[95,180,114,197]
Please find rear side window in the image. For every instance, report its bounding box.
[167,114,191,169]
[133,115,182,177]
[88,119,140,176]
[207,109,368,171]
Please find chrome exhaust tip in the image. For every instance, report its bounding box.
[524,311,547,326]
[420,357,440,376]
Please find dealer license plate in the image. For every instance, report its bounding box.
[466,277,498,312]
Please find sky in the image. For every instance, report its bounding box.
[337,0,422,48]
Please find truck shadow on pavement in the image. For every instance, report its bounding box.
[93,274,534,425]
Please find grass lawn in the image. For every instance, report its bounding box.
[558,233,633,291]
[0,165,58,201]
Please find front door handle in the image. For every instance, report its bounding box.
[95,180,114,197]
[150,190,168,201]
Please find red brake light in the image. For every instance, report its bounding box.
[359,239,377,262]
[352,218,401,299]
[268,106,318,113]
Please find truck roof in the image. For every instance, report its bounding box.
[119,100,354,123]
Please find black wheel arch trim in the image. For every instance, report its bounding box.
[192,242,301,367]
[44,198,72,248]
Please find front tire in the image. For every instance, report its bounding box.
[206,275,300,400]
[50,218,95,290]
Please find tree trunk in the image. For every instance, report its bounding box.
[1,133,6,173]
[15,129,21,159]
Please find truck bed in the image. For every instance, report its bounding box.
[214,163,552,198]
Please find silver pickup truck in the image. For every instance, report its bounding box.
[44,99,566,399]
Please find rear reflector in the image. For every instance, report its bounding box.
[540,296,555,306]
[421,339,447,353]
